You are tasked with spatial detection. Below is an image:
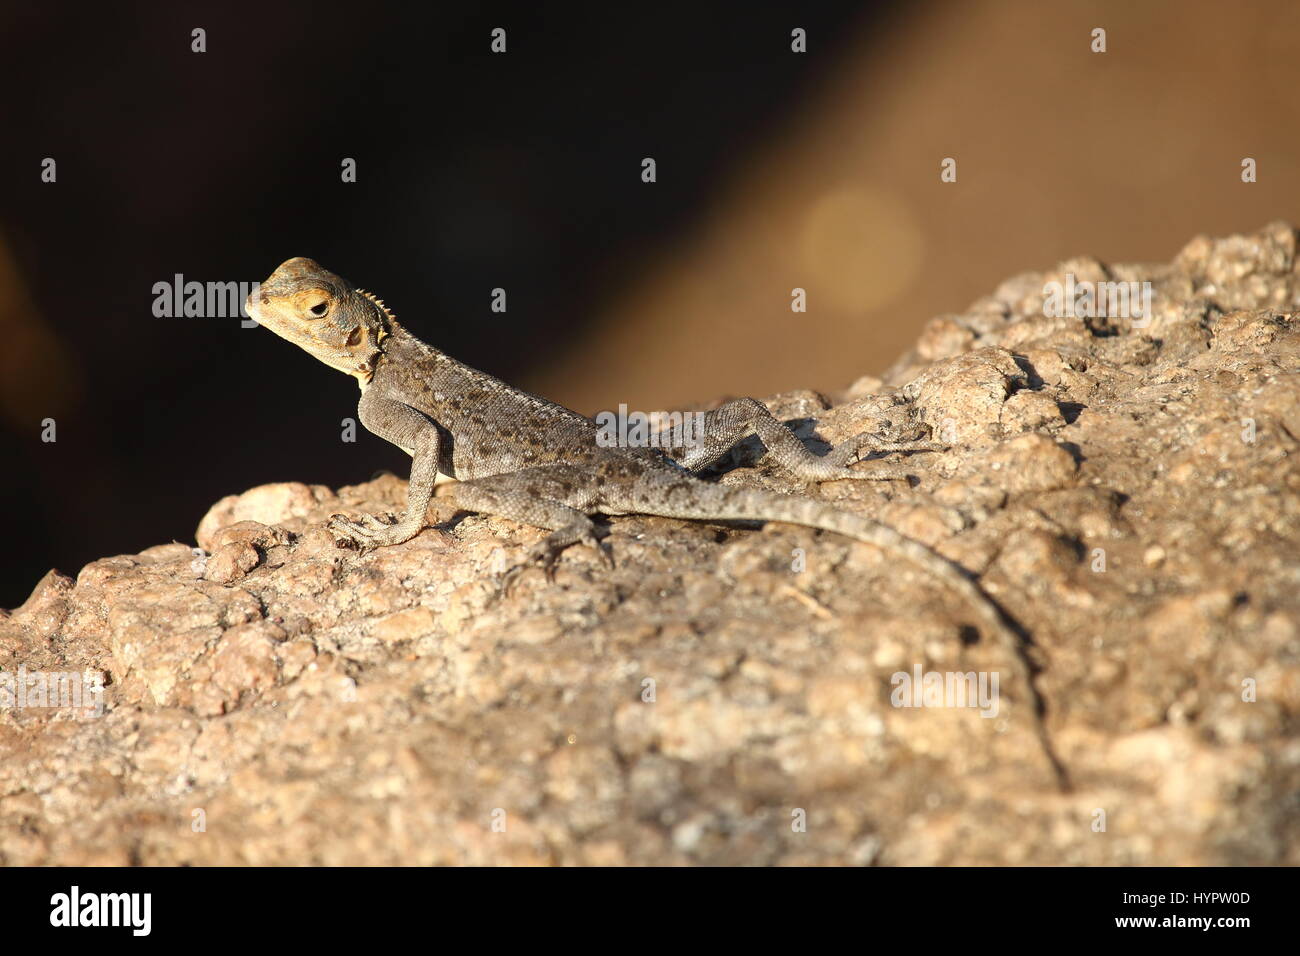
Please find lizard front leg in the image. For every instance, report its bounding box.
[328,393,442,551]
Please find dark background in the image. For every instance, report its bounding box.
[3,0,1300,606]
[0,1,878,604]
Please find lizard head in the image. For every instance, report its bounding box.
[246,257,394,386]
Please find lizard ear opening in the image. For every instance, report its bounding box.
[346,326,363,347]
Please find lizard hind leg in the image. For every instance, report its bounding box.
[670,397,942,483]
[447,466,614,593]
[502,520,612,595]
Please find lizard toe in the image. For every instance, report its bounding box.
[501,538,565,595]
[328,513,421,551]
[325,521,362,550]
[501,561,544,597]
[327,515,382,551]
[354,512,397,532]
[581,533,615,569]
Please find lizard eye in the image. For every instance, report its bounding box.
[308,301,329,317]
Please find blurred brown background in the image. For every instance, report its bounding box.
[2,0,1299,604]
[541,0,1300,410]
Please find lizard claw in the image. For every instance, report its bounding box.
[356,512,399,531]
[498,530,613,597]
[501,547,558,598]
[593,539,615,570]
[326,514,364,551]
[327,513,416,553]
[804,429,946,482]
[577,528,615,570]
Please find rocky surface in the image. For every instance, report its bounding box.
[3,223,1298,865]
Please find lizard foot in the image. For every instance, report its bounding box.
[500,527,613,597]
[798,430,948,483]
[834,430,947,464]
[327,512,419,553]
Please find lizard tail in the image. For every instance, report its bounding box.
[638,483,1070,790]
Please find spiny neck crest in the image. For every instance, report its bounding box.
[355,288,399,343]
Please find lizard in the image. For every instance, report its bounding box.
[246,256,1068,789]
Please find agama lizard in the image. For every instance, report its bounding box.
[246,257,1066,787]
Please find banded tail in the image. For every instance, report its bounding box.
[639,482,1069,789]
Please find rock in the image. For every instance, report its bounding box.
[1,223,1297,865]
[917,315,977,361]
[975,434,1078,494]
[196,482,335,552]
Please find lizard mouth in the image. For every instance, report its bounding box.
[244,292,264,324]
